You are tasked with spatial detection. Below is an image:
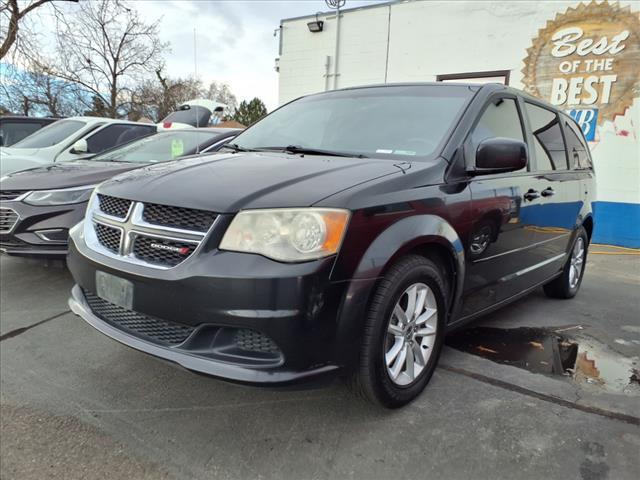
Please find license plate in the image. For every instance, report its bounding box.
[96,271,133,309]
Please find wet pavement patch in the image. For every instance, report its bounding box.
[446,326,640,396]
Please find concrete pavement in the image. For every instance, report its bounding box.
[1,251,638,479]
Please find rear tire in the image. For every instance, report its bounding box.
[350,255,447,408]
[543,227,588,299]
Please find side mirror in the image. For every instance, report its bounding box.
[70,139,88,154]
[470,137,527,175]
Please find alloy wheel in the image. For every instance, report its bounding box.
[384,282,438,386]
[569,237,585,289]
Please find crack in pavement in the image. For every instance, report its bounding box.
[0,310,71,342]
[440,364,640,426]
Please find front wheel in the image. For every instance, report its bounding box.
[350,255,447,408]
[543,227,588,299]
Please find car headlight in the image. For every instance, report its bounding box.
[220,208,350,262]
[23,185,96,206]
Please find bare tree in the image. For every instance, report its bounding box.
[0,0,77,59]
[44,0,167,118]
[204,81,238,118]
[129,68,203,122]
[0,59,84,116]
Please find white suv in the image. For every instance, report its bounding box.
[0,117,156,176]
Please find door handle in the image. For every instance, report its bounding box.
[523,189,539,201]
[541,187,555,197]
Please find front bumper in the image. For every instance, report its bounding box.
[66,227,364,385]
[0,200,86,257]
[69,285,339,383]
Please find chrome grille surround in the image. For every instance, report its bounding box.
[84,194,218,269]
[0,207,20,234]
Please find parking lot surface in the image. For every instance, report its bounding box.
[1,251,639,480]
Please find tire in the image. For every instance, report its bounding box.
[350,254,447,408]
[543,226,589,299]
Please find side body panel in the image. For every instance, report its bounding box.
[463,173,541,316]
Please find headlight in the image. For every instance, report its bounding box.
[220,208,350,262]
[24,185,96,206]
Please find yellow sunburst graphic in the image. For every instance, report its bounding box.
[521,1,640,124]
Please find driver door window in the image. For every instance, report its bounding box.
[471,98,524,144]
[470,97,526,172]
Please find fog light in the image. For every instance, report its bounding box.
[35,228,68,242]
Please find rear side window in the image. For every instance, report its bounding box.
[86,125,155,154]
[563,118,592,170]
[525,103,568,171]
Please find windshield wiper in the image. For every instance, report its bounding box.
[221,143,252,153]
[263,145,367,158]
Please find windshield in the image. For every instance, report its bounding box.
[232,85,473,159]
[90,130,224,163]
[11,119,86,149]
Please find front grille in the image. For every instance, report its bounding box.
[0,208,19,233]
[132,235,196,267]
[234,329,280,354]
[142,202,217,232]
[0,190,26,201]
[83,290,195,346]
[94,223,121,253]
[87,195,216,268]
[98,194,132,218]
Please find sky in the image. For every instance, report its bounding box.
[9,0,390,112]
[124,0,389,110]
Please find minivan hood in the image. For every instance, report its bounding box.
[0,160,144,191]
[99,152,406,212]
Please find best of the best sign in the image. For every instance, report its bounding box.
[522,1,640,136]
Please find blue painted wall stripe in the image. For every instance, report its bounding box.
[593,201,640,248]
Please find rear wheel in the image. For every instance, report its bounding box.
[350,255,447,408]
[543,227,588,299]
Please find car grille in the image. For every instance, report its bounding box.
[0,208,19,233]
[132,235,197,267]
[98,194,132,218]
[94,223,121,252]
[83,290,195,346]
[234,329,280,354]
[142,202,217,232]
[87,194,217,268]
[0,190,26,201]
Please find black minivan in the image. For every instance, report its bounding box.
[67,83,595,407]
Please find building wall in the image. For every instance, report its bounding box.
[279,0,640,247]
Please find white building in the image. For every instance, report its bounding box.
[277,0,640,247]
